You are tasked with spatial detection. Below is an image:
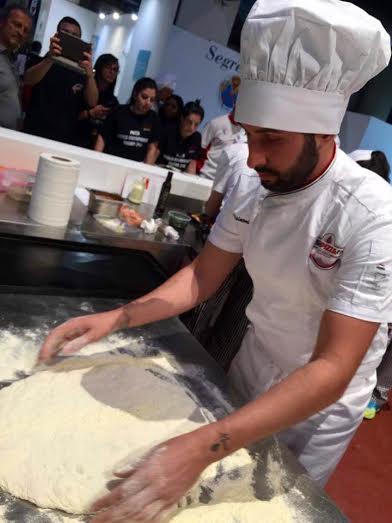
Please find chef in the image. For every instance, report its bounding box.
[39,1,392,521]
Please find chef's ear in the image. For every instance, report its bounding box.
[314,134,335,149]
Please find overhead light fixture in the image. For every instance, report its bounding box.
[99,13,106,20]
[113,12,120,20]
[131,13,138,21]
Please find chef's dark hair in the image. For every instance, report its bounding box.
[57,17,82,36]
[0,4,32,22]
[357,150,390,183]
[129,77,158,104]
[94,54,119,94]
[183,100,205,122]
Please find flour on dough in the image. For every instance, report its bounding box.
[0,329,43,382]
[171,498,294,522]
[0,355,208,514]
[0,353,296,521]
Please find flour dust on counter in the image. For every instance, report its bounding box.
[0,324,146,383]
[0,328,46,383]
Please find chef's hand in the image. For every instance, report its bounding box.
[90,430,212,523]
[39,308,127,362]
[80,51,94,78]
[48,34,62,58]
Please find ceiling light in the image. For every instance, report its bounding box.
[131,13,138,21]
[99,13,106,20]
[113,12,120,20]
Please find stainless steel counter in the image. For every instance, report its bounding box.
[0,193,202,277]
[0,293,348,523]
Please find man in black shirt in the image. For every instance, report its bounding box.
[24,16,98,145]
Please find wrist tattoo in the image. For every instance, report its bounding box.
[210,432,230,452]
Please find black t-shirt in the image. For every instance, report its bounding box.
[101,105,161,162]
[77,89,119,149]
[24,61,85,145]
[158,126,202,171]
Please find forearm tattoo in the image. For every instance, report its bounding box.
[210,432,230,452]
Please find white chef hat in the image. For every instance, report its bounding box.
[236,0,391,135]
[348,150,373,162]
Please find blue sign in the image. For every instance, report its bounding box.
[133,49,151,81]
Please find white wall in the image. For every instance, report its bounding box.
[158,26,240,125]
[93,14,136,98]
[34,0,98,55]
[33,0,51,48]
[117,0,179,103]
[176,0,240,46]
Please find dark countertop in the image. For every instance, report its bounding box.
[0,193,203,277]
[0,293,348,523]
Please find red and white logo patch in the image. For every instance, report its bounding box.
[310,234,343,270]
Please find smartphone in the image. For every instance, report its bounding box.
[58,31,91,63]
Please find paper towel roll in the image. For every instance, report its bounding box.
[28,153,80,227]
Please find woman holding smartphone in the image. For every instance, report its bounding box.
[77,54,120,149]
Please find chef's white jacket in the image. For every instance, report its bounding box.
[201,114,247,180]
[213,143,253,204]
[209,148,392,484]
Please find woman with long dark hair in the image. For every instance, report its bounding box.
[158,100,204,174]
[95,77,161,164]
[159,94,184,130]
[78,54,120,149]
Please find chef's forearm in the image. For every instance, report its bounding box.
[200,311,378,463]
[200,359,346,464]
[118,242,241,329]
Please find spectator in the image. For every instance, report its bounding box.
[205,142,253,219]
[199,110,247,179]
[24,16,98,145]
[349,149,390,183]
[77,53,119,149]
[25,40,42,69]
[155,73,176,110]
[158,100,204,174]
[0,4,32,129]
[158,94,183,131]
[95,77,161,165]
[185,143,258,370]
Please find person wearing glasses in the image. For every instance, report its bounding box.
[77,54,119,149]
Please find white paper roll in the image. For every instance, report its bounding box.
[28,153,80,227]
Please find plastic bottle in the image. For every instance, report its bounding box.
[128,177,148,204]
[154,171,173,218]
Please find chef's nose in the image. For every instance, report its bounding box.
[247,143,266,169]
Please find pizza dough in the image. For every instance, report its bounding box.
[171,499,294,522]
[0,355,208,514]
[0,353,295,521]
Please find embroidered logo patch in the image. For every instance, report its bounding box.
[310,233,344,270]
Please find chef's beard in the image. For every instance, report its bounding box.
[256,134,319,193]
